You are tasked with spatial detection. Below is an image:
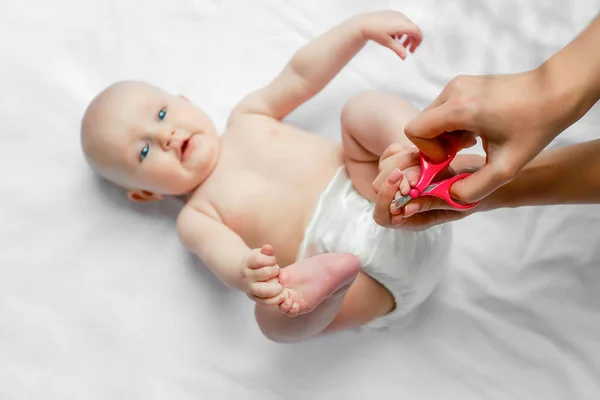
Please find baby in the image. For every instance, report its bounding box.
[80,10,471,342]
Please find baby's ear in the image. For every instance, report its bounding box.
[127,190,163,202]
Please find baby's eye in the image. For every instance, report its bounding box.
[140,144,149,162]
[158,108,167,121]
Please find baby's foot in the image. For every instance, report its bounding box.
[276,253,361,317]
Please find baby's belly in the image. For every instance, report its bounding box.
[234,167,343,266]
[244,172,340,266]
[219,127,344,266]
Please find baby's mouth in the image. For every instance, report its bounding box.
[180,138,190,160]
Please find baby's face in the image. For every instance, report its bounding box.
[82,82,220,197]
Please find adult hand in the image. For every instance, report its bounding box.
[404,14,600,204]
[374,139,600,230]
[373,144,486,230]
[404,70,562,204]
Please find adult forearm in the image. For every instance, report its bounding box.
[540,13,600,134]
[486,139,600,210]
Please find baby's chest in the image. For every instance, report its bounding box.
[213,169,295,221]
[206,167,307,247]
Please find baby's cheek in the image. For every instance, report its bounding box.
[147,163,186,191]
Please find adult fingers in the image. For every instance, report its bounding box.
[373,168,404,227]
[449,160,516,203]
[405,101,472,162]
[396,209,466,231]
[401,195,459,217]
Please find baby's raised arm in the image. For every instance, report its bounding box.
[230,10,422,122]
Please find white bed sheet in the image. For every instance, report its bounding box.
[2,0,600,398]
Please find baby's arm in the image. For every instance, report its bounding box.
[230,10,422,122]
[177,206,281,302]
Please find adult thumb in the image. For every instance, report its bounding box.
[405,101,471,162]
[449,162,508,203]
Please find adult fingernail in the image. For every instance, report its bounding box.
[403,203,421,217]
[393,218,406,226]
[387,168,402,184]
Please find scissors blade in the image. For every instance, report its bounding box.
[422,184,437,193]
[391,194,412,208]
[391,184,438,208]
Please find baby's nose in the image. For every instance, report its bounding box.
[160,129,178,149]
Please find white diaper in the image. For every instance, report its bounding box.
[296,167,451,331]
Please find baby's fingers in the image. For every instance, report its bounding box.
[373,149,420,193]
[260,244,275,256]
[251,279,283,298]
[399,165,422,196]
[247,252,277,269]
[386,36,407,59]
[408,33,422,52]
[245,264,280,282]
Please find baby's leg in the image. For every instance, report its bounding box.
[255,253,395,342]
[322,272,395,334]
[254,253,360,343]
[341,90,419,201]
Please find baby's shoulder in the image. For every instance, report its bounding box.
[176,197,222,240]
[180,193,220,222]
[225,107,282,134]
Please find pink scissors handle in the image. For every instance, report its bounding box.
[408,134,463,199]
[422,173,479,210]
[409,151,455,199]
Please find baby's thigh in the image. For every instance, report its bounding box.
[323,271,395,333]
[342,90,420,135]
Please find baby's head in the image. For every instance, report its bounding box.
[80,81,219,201]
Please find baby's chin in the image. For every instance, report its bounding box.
[158,178,205,197]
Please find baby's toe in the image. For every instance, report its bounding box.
[278,291,293,313]
[260,291,286,306]
[399,176,412,195]
[287,303,300,317]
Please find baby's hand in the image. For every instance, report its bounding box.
[373,143,424,216]
[241,245,284,305]
[373,143,419,194]
[357,10,423,60]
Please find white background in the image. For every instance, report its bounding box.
[1,0,600,398]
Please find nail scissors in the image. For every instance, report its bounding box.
[391,136,479,210]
